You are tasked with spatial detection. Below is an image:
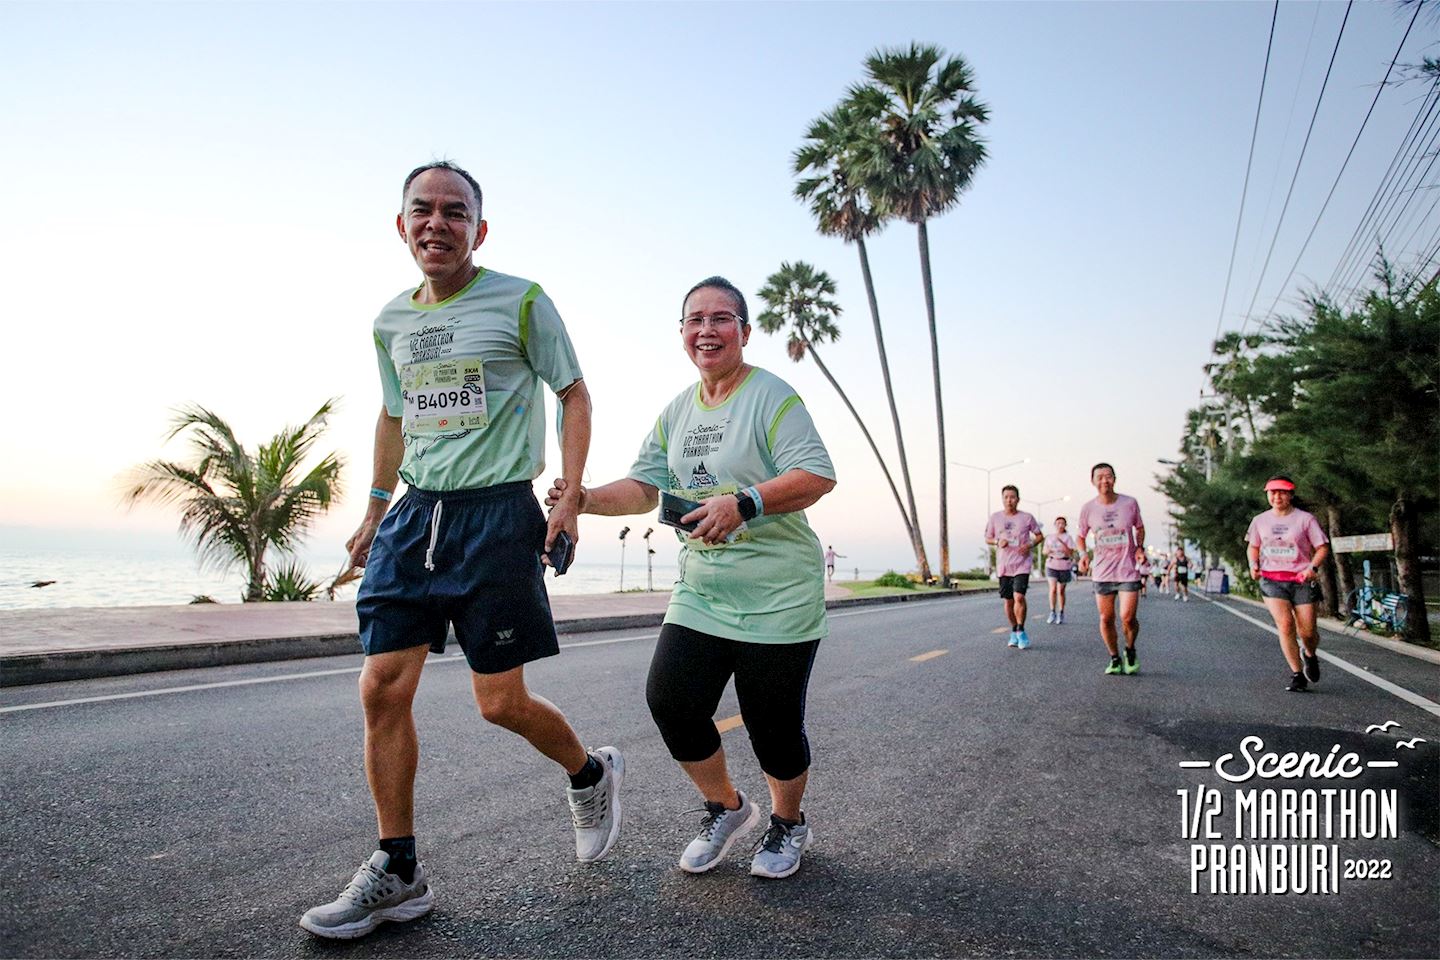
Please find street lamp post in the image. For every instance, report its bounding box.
[643,527,654,592]
[618,526,630,591]
[951,458,1029,577]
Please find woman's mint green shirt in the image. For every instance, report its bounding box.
[627,367,835,643]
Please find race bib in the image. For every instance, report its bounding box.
[402,357,488,434]
[1261,544,1299,560]
[1096,531,1128,548]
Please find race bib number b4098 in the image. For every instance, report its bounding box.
[402,358,488,434]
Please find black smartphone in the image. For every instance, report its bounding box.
[659,491,703,533]
[547,531,574,576]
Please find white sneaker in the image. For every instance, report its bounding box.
[567,745,624,862]
[1045,611,1056,624]
[750,815,813,879]
[299,851,434,940]
[680,789,762,873]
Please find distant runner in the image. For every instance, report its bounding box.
[1246,476,1330,692]
[1170,548,1192,602]
[1076,463,1146,675]
[1044,517,1076,624]
[984,485,1044,649]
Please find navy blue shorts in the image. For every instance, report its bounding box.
[356,482,560,674]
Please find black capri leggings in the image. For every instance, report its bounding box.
[645,623,820,781]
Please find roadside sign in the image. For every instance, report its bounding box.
[1331,532,1393,553]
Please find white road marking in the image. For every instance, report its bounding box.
[0,633,662,714]
[1202,595,1440,718]
[0,601,953,715]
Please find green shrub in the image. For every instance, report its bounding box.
[874,570,916,589]
[262,561,323,602]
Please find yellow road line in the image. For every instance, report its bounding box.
[991,627,1010,634]
[910,649,949,662]
[715,714,745,733]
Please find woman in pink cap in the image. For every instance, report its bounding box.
[1245,476,1330,692]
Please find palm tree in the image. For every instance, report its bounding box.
[123,399,345,601]
[757,262,920,553]
[794,100,932,581]
[849,42,990,584]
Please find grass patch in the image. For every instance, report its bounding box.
[834,577,987,598]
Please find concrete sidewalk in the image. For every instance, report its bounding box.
[0,583,985,687]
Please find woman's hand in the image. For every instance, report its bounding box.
[682,495,745,546]
[545,477,587,513]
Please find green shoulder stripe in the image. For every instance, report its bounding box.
[767,396,803,451]
[657,416,668,452]
[518,283,543,353]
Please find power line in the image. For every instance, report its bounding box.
[1261,0,1425,319]
[1334,114,1440,300]
[1210,0,1280,352]
[1325,79,1440,293]
[1238,0,1354,336]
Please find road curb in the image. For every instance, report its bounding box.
[1214,592,1440,666]
[0,588,984,688]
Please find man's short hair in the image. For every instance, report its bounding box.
[1091,462,1116,479]
[403,161,483,219]
[682,276,750,326]
[1055,516,1067,525]
[1001,484,1019,498]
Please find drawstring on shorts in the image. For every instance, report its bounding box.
[424,499,444,571]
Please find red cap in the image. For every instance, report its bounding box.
[1264,478,1296,493]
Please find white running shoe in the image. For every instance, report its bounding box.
[567,746,624,862]
[680,789,762,873]
[750,815,813,879]
[299,851,434,940]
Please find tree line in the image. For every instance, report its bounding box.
[1157,264,1438,642]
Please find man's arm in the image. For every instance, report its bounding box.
[544,380,592,560]
[345,407,403,567]
[1133,522,1146,565]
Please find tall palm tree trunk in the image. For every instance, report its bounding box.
[917,221,950,585]
[856,236,931,579]
[806,344,919,552]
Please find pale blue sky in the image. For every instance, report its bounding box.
[1,1,1433,574]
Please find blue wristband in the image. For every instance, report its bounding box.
[745,486,764,517]
[370,487,394,502]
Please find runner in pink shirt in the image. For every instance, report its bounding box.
[984,485,1044,648]
[1245,476,1330,692]
[1076,463,1146,675]
[1043,518,1076,625]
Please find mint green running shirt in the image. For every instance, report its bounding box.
[373,268,583,492]
[627,366,835,644]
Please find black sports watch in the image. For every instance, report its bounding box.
[735,490,759,522]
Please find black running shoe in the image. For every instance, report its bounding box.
[1286,671,1308,692]
[1302,653,1320,684]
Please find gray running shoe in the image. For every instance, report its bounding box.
[1303,652,1321,684]
[299,851,434,940]
[750,815,813,879]
[567,745,624,862]
[679,789,761,873]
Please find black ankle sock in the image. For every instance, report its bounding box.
[771,812,803,829]
[379,835,417,883]
[569,754,603,790]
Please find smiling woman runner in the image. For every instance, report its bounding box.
[1246,476,1330,692]
[547,276,836,879]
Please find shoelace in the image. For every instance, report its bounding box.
[684,804,728,841]
[570,788,608,829]
[755,821,791,854]
[341,862,396,907]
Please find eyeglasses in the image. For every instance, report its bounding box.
[680,313,741,331]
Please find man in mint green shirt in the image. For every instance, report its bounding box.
[300,162,622,940]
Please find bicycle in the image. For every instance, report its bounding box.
[1346,585,1410,635]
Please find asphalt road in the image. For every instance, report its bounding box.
[3,586,1438,959]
